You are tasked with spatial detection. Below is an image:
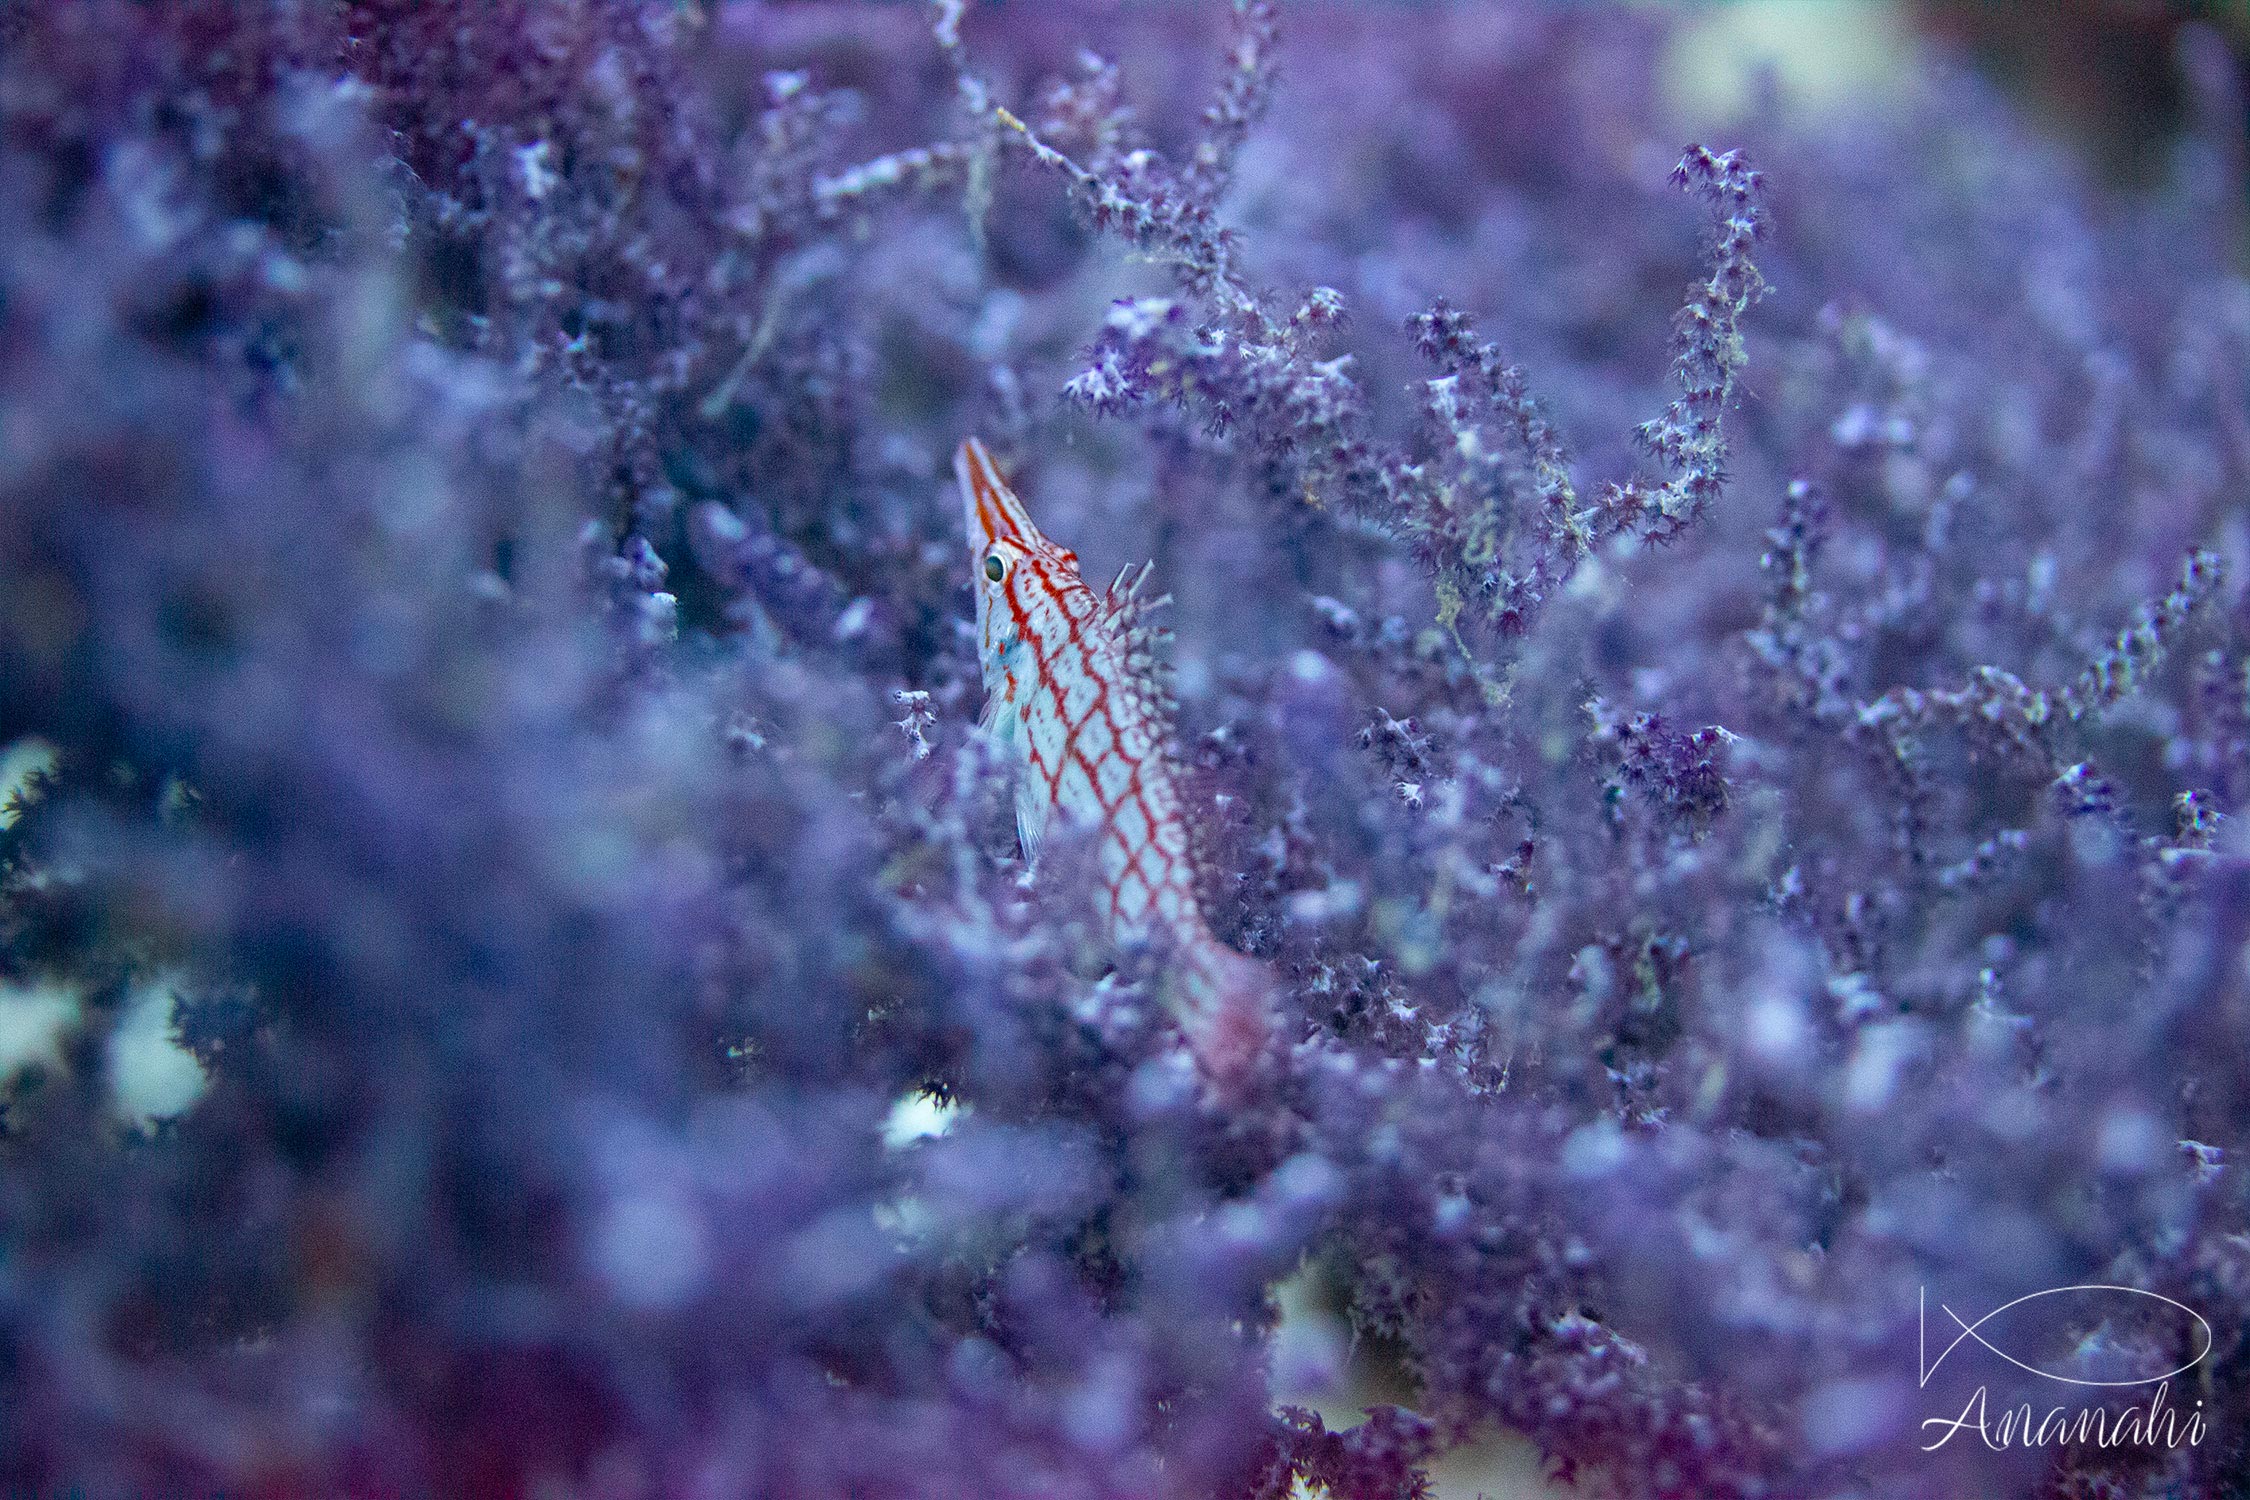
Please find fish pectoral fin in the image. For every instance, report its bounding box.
[1013,778,1050,869]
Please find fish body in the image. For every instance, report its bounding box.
[955,437,1268,1082]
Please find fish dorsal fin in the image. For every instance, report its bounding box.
[1105,559,1178,715]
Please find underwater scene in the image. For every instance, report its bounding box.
[1,2,2247,1496]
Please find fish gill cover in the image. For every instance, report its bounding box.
[0,2,2246,1497]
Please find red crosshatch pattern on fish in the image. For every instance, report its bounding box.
[956,437,1268,1083]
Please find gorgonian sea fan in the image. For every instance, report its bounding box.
[0,2,2246,1498]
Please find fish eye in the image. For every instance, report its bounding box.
[984,553,1006,583]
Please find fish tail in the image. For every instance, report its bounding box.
[1172,939,1272,1088]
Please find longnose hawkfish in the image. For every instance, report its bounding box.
[955,437,1270,1085]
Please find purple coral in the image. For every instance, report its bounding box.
[0,3,2246,1499]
